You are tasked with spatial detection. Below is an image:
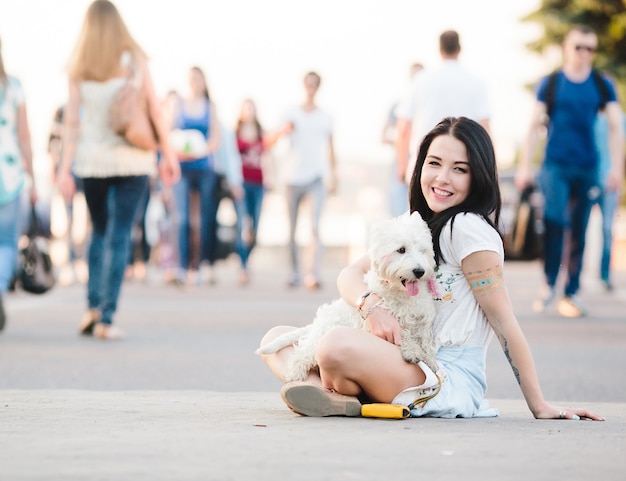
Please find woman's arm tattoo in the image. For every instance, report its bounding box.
[466,265,504,298]
[498,333,521,385]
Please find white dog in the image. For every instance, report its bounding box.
[256,212,439,382]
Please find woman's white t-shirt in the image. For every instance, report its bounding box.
[432,213,504,349]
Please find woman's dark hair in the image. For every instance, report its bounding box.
[408,116,502,264]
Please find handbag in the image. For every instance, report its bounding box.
[505,185,543,261]
[109,62,159,151]
[18,205,56,294]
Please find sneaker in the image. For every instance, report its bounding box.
[557,296,587,318]
[0,291,6,332]
[532,286,556,313]
[280,381,362,417]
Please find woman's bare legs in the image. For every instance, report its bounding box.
[316,326,427,403]
[260,325,427,402]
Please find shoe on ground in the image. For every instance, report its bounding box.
[0,291,6,332]
[94,323,126,340]
[557,296,587,318]
[280,381,362,417]
[602,280,614,292]
[78,309,101,336]
[532,286,556,313]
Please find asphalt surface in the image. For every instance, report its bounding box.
[1,251,625,480]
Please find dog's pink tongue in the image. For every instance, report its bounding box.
[405,280,420,296]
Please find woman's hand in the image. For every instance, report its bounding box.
[159,150,181,187]
[363,298,402,345]
[57,170,76,203]
[532,401,605,421]
[230,184,245,201]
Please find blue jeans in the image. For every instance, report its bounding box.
[82,176,149,325]
[128,181,151,265]
[539,163,599,297]
[235,181,265,269]
[172,169,218,270]
[0,195,22,292]
[65,176,86,263]
[595,189,619,283]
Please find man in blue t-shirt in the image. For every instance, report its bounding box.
[516,24,624,318]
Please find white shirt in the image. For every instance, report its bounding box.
[74,79,156,178]
[396,60,490,158]
[432,213,502,348]
[282,106,333,186]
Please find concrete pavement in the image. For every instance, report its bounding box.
[1,251,625,480]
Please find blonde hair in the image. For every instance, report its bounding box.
[67,0,146,81]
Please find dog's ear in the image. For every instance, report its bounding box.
[367,218,394,262]
[408,211,428,226]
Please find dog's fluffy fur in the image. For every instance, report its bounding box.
[256,212,438,382]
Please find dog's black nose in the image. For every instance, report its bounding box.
[413,268,425,279]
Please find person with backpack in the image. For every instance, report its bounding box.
[515,24,624,318]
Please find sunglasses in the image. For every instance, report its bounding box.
[575,45,597,53]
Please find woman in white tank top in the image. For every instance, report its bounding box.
[57,0,180,340]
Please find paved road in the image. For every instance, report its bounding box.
[1,252,625,480]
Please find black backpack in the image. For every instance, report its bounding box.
[544,69,611,118]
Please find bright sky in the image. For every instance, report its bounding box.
[1,0,549,176]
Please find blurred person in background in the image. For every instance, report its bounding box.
[271,71,337,290]
[234,98,274,285]
[48,104,90,285]
[591,107,625,292]
[167,66,220,286]
[125,177,152,282]
[57,0,179,340]
[395,30,490,184]
[382,62,423,217]
[0,36,37,331]
[208,121,242,279]
[516,24,624,318]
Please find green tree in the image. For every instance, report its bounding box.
[522,0,626,105]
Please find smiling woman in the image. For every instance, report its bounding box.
[258,116,605,422]
[419,134,472,214]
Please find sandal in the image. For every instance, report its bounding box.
[93,323,126,340]
[78,309,101,336]
[280,381,362,417]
